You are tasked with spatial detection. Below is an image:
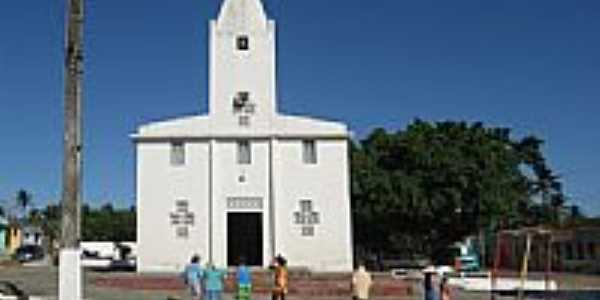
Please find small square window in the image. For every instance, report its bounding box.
[566,243,574,260]
[237,140,252,164]
[176,200,188,211]
[176,227,189,239]
[170,142,185,166]
[589,243,596,260]
[170,213,181,225]
[237,36,249,51]
[239,116,250,127]
[577,242,586,260]
[309,212,320,225]
[302,140,317,164]
[301,226,314,237]
[294,212,302,224]
[300,200,312,212]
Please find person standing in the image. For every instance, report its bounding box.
[439,276,451,300]
[204,262,227,300]
[237,257,252,300]
[183,254,204,300]
[423,266,437,300]
[352,263,373,300]
[270,255,289,300]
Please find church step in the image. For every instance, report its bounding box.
[93,274,415,297]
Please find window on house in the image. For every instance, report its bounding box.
[577,242,585,260]
[237,35,249,50]
[302,140,317,164]
[237,140,251,164]
[554,243,562,260]
[565,243,574,260]
[589,243,597,260]
[301,226,314,236]
[170,141,185,166]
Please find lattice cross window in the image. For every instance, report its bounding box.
[170,200,194,238]
[293,200,320,236]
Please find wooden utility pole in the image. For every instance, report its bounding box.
[62,0,84,249]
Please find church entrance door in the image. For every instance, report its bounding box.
[227,212,263,266]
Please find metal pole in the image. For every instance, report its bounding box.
[208,139,213,263]
[491,232,503,300]
[545,235,553,300]
[518,233,532,300]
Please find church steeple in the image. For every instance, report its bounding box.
[217,0,268,32]
[209,0,277,123]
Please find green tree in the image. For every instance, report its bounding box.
[82,203,136,242]
[352,120,566,263]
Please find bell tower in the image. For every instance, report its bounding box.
[209,0,277,126]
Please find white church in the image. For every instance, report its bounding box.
[132,0,353,273]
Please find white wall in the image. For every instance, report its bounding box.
[274,139,353,272]
[211,140,272,267]
[137,141,211,272]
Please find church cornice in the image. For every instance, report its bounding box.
[130,133,350,143]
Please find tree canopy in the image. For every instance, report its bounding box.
[352,120,565,260]
[82,204,136,242]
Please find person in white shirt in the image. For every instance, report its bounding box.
[352,263,373,300]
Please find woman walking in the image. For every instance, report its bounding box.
[204,262,227,300]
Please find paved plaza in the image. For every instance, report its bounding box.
[3,266,600,300]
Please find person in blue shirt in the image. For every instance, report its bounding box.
[204,261,227,300]
[236,257,252,300]
[183,254,204,300]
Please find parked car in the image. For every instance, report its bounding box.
[14,245,44,263]
[0,281,27,300]
[0,281,43,300]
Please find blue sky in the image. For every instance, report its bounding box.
[0,0,599,215]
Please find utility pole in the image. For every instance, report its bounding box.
[60,0,84,299]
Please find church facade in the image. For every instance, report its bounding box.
[132,0,353,273]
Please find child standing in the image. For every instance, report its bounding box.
[237,257,252,300]
[204,262,227,300]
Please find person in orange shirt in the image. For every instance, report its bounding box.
[270,255,289,300]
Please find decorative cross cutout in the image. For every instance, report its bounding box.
[293,200,320,236]
[170,200,194,238]
[233,92,256,115]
